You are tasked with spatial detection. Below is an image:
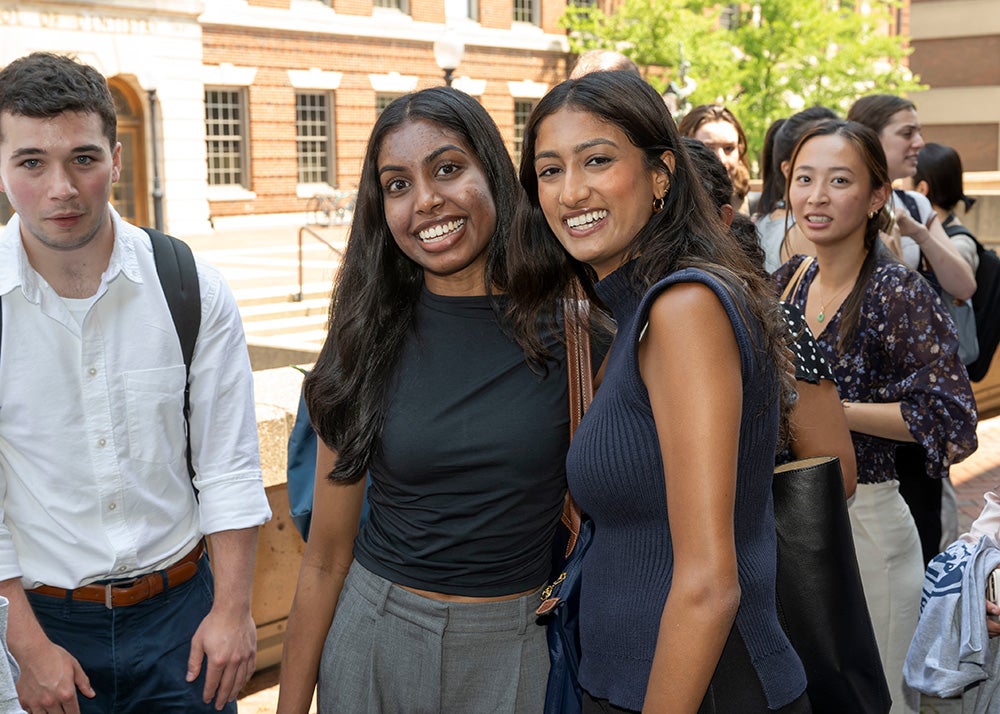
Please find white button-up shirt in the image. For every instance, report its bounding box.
[0,209,271,589]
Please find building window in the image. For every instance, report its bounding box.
[374,0,408,11]
[513,100,535,166]
[204,88,248,188]
[296,92,334,185]
[513,0,538,24]
[376,94,402,116]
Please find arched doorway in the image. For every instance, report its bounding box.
[109,80,149,228]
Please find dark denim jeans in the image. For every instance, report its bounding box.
[26,556,236,714]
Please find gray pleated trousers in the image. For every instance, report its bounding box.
[318,560,549,713]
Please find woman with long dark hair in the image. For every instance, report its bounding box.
[509,70,808,713]
[753,106,838,273]
[774,120,978,714]
[277,87,571,713]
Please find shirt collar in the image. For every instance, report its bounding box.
[0,206,144,302]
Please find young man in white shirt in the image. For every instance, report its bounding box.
[0,52,271,713]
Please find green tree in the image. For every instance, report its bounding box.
[562,0,925,171]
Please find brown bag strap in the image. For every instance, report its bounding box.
[780,256,814,303]
[561,293,594,556]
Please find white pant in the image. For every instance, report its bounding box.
[849,480,924,714]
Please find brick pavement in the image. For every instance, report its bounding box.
[949,412,1000,536]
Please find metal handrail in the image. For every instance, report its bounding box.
[294,224,343,302]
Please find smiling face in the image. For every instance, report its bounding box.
[879,108,924,181]
[378,119,497,296]
[0,110,120,254]
[693,119,741,181]
[788,133,888,250]
[533,108,668,280]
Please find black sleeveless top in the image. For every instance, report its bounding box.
[353,288,569,596]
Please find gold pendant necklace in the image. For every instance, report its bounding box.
[816,281,852,323]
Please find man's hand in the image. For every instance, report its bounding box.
[186,605,256,711]
[16,640,94,714]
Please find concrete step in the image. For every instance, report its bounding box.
[232,282,332,307]
[239,296,331,323]
[242,314,329,338]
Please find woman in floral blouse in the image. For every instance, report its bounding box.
[774,120,978,714]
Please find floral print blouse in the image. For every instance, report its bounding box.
[774,252,978,484]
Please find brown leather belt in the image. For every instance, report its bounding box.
[30,541,205,609]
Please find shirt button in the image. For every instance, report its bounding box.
[118,566,127,573]
[88,367,97,376]
[98,438,106,448]
[108,502,117,511]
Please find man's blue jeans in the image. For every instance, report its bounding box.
[26,556,237,713]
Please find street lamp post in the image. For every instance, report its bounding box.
[433,28,465,87]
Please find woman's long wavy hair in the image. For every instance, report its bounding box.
[508,70,795,444]
[305,87,520,484]
[785,120,893,352]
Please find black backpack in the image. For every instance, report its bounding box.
[941,216,1000,382]
[0,227,202,475]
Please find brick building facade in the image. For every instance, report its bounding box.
[3,0,991,235]
[908,0,1000,172]
[0,0,572,235]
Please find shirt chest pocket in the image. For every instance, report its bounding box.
[123,366,187,464]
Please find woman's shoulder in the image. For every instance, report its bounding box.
[871,252,928,291]
[772,254,811,289]
[868,252,941,311]
[640,266,759,348]
[645,265,743,306]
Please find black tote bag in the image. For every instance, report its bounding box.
[773,456,892,714]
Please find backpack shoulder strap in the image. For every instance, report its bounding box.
[144,227,201,482]
[145,228,200,371]
[894,189,922,222]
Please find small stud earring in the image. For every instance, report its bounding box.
[867,210,875,219]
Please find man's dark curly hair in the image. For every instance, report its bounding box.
[0,52,117,149]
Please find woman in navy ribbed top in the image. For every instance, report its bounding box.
[508,71,809,713]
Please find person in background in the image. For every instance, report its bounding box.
[912,142,982,553]
[849,95,978,567]
[774,119,978,714]
[754,117,786,219]
[678,104,752,212]
[753,106,839,273]
[569,49,641,79]
[0,52,269,713]
[277,87,574,714]
[685,137,856,497]
[912,143,979,275]
[509,70,808,713]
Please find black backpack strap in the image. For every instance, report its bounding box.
[942,213,977,242]
[894,189,922,222]
[145,227,201,483]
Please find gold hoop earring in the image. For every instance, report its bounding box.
[652,195,665,213]
[867,210,875,219]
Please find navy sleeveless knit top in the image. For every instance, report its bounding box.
[567,263,806,710]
